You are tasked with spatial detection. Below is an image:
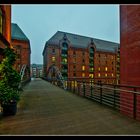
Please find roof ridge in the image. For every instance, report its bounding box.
[57,30,119,44]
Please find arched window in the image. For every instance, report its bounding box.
[62,42,68,50]
[90,47,94,53]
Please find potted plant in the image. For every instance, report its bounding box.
[0,47,21,116]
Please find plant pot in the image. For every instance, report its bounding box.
[2,102,17,116]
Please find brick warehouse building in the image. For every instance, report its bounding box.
[0,5,11,63]
[120,5,140,119]
[11,23,31,82]
[43,31,119,84]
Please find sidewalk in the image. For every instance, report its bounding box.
[0,78,140,135]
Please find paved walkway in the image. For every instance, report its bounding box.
[0,78,140,135]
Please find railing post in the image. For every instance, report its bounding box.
[83,81,85,97]
[73,80,75,93]
[77,82,80,95]
[90,81,93,97]
[114,85,116,108]
[70,81,72,91]
[100,82,102,104]
[133,88,137,119]
[68,81,70,91]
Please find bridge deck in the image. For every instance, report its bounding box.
[0,78,140,135]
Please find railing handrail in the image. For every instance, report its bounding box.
[67,77,140,89]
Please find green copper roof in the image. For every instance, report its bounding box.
[43,31,119,54]
[11,23,29,41]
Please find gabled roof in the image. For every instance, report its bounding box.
[11,23,29,41]
[43,31,119,55]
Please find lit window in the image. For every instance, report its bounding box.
[98,67,100,71]
[82,73,85,77]
[98,73,100,77]
[90,67,94,71]
[105,73,107,77]
[105,67,108,71]
[0,9,3,34]
[63,58,67,63]
[73,58,76,63]
[52,56,55,62]
[112,73,114,77]
[89,74,94,78]
[82,65,85,71]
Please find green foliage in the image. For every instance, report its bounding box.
[0,47,21,105]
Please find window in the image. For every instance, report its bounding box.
[0,8,3,34]
[105,67,108,71]
[62,42,68,49]
[82,59,85,63]
[17,54,20,59]
[62,58,67,63]
[98,67,100,71]
[82,65,85,71]
[105,73,107,77]
[98,73,101,77]
[52,56,55,62]
[90,67,94,71]
[90,47,94,53]
[112,73,114,77]
[89,74,94,78]
[73,57,76,63]
[98,54,100,57]
[82,73,85,77]
[52,48,55,53]
[73,51,76,55]
[73,73,76,77]
[82,51,85,56]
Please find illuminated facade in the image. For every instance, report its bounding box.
[43,31,119,84]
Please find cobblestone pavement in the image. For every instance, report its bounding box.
[0,78,140,135]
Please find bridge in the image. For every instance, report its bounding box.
[0,78,140,135]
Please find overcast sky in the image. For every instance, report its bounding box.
[12,4,120,64]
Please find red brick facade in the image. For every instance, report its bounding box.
[120,5,140,87]
[0,5,11,62]
[120,5,140,120]
[11,38,31,81]
[43,31,119,84]
[11,39,31,72]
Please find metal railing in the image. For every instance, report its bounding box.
[46,77,140,121]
